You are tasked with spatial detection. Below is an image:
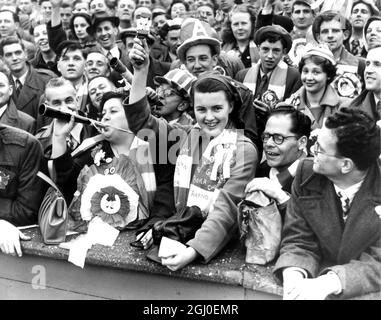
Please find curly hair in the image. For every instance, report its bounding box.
[221,4,256,46]
[299,55,337,84]
[325,107,380,170]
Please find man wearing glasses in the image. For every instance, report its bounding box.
[245,105,311,220]
[273,107,381,300]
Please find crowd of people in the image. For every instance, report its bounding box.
[0,0,380,300]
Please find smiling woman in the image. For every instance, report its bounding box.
[125,37,258,271]
[286,45,349,132]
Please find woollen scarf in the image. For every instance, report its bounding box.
[173,127,238,216]
[243,60,288,101]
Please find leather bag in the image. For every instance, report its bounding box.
[37,171,68,245]
[151,205,205,245]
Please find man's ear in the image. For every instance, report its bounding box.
[298,135,308,151]
[341,158,354,174]
[212,54,218,67]
[177,101,189,112]
[343,29,350,41]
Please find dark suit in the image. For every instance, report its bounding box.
[273,158,381,299]
[10,64,54,120]
[0,100,35,134]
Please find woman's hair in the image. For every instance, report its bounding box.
[298,55,337,84]
[221,4,256,46]
[99,91,128,114]
[69,13,93,41]
[190,76,243,129]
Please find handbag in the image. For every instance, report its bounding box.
[151,206,205,245]
[237,191,282,265]
[37,171,68,245]
[146,206,205,263]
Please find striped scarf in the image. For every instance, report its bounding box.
[173,127,238,215]
[243,60,288,101]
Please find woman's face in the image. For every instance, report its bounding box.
[101,98,129,141]
[301,59,328,94]
[73,16,90,40]
[193,90,232,138]
[171,3,187,19]
[231,12,252,42]
[33,24,50,52]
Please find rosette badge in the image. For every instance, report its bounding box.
[68,154,149,231]
[262,90,279,109]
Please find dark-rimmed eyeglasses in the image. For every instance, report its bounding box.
[261,133,298,145]
[311,141,344,158]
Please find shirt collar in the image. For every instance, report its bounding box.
[0,104,8,119]
[333,180,364,207]
[374,94,380,106]
[12,69,28,86]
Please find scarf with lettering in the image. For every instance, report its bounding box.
[173,126,238,216]
[243,59,288,101]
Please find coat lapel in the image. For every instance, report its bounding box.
[338,162,381,262]
[11,67,38,113]
[299,174,344,259]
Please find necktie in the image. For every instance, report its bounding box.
[376,100,381,120]
[15,79,22,97]
[351,39,361,57]
[256,73,269,100]
[337,191,350,221]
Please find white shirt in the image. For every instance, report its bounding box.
[102,45,120,60]
[333,180,364,221]
[12,70,28,87]
[0,104,8,119]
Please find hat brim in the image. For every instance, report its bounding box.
[120,30,155,46]
[154,76,190,99]
[177,37,221,62]
[87,16,120,35]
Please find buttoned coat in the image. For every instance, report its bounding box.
[273,158,381,299]
[10,64,54,120]
[0,100,36,134]
[0,124,45,226]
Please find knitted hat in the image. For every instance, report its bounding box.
[154,68,196,99]
[177,18,221,62]
[303,44,336,65]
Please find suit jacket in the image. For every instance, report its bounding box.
[273,158,381,299]
[10,64,54,120]
[0,124,45,226]
[341,90,380,121]
[0,100,36,134]
[235,65,302,101]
